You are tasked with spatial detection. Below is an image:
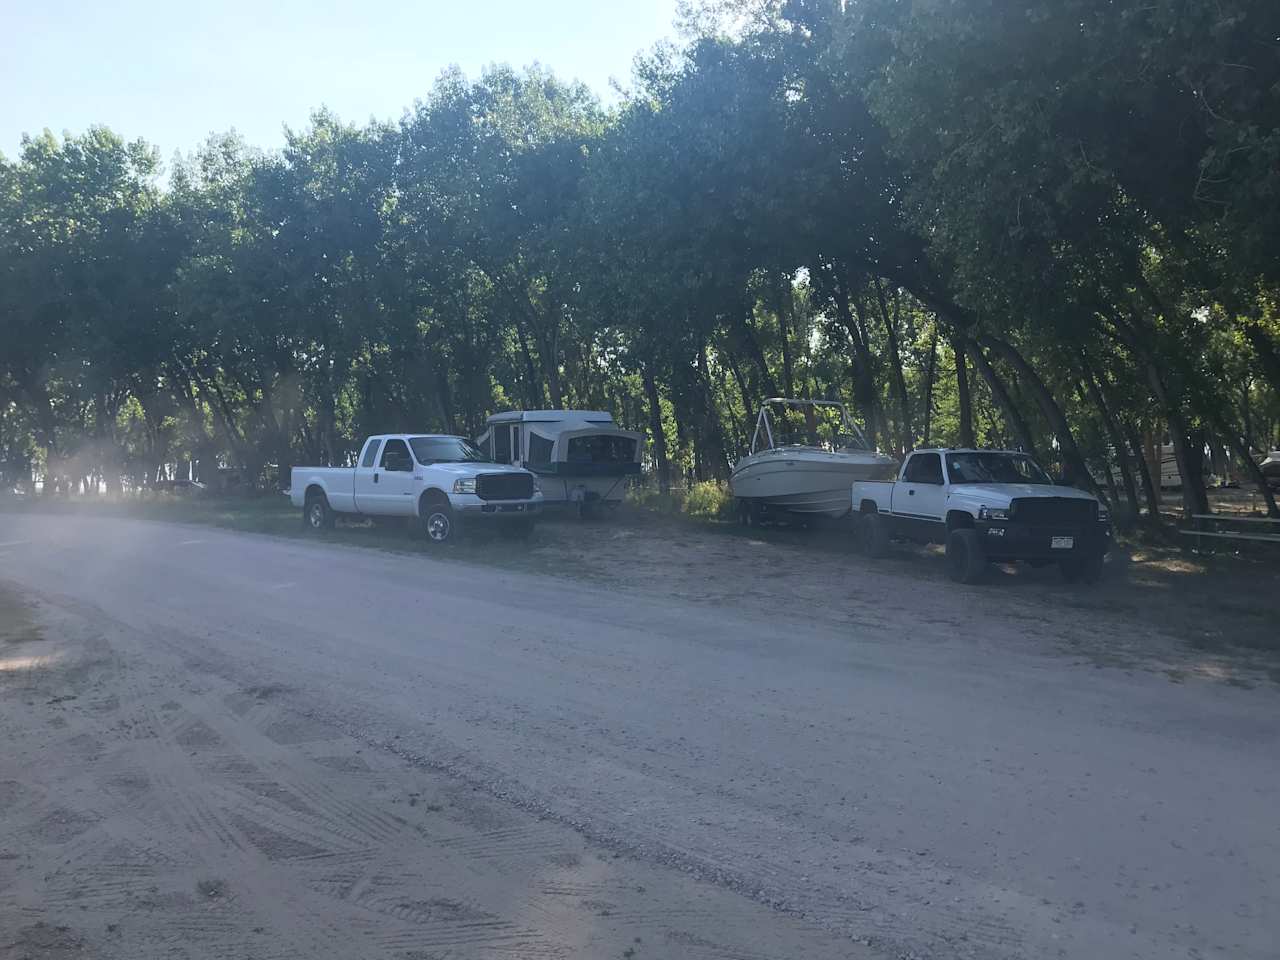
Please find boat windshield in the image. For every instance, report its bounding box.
[408,436,493,464]
[763,404,870,452]
[945,452,1052,485]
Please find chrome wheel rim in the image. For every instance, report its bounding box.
[426,512,451,541]
[309,502,324,527]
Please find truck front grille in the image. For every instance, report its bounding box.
[476,472,534,501]
[1010,497,1096,525]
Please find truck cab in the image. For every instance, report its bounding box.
[851,448,1112,583]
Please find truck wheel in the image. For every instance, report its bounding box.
[303,492,334,531]
[1060,552,1104,584]
[421,501,459,544]
[946,528,987,584]
[861,512,891,558]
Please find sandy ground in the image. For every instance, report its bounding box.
[0,511,1277,960]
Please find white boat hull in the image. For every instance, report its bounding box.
[730,450,898,517]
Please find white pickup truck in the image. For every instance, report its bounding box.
[851,448,1111,583]
[290,434,542,543]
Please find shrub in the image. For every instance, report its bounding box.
[683,480,733,520]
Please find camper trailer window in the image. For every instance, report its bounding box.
[567,435,635,463]
[528,433,554,463]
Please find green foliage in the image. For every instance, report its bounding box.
[684,480,734,520]
[0,2,1277,520]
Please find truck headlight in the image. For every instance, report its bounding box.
[1097,507,1110,523]
[531,476,541,495]
[452,478,476,494]
[978,506,1010,521]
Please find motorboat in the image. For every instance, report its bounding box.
[730,398,898,519]
[476,410,643,511]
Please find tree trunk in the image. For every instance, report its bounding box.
[834,289,885,449]
[1079,356,1141,522]
[541,333,563,409]
[1124,421,1161,520]
[1141,362,1209,517]
[732,311,781,400]
[964,338,1040,458]
[777,292,796,399]
[1242,322,1280,400]
[697,345,730,480]
[1122,282,1211,516]
[873,279,914,453]
[922,326,938,447]
[952,336,975,447]
[980,335,1099,495]
[1212,415,1280,517]
[723,349,754,447]
[514,325,543,409]
[642,364,670,494]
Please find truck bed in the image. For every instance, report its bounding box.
[290,467,358,513]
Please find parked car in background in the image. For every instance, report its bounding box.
[852,449,1112,584]
[290,434,541,543]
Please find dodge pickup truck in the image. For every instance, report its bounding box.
[851,448,1111,584]
[290,434,542,543]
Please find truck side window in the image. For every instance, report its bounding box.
[360,438,381,468]
[380,438,413,472]
[905,452,943,485]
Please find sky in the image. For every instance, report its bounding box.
[1,0,681,162]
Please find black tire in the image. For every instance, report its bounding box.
[1060,551,1104,584]
[946,527,987,583]
[862,511,891,558]
[500,518,535,540]
[420,500,460,544]
[303,491,334,531]
[737,498,758,528]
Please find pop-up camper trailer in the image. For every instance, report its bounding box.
[476,410,643,511]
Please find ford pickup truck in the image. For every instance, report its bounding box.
[290,434,542,543]
[851,448,1111,583]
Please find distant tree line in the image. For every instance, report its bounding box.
[1,0,1277,518]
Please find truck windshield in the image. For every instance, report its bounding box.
[408,437,493,465]
[946,452,1052,485]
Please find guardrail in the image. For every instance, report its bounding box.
[1180,513,1280,552]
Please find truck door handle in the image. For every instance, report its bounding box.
[373,473,379,484]
[908,489,915,495]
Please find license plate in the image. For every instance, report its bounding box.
[1051,536,1074,549]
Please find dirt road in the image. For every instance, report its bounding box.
[1,513,1276,959]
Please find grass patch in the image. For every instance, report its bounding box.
[625,481,734,521]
